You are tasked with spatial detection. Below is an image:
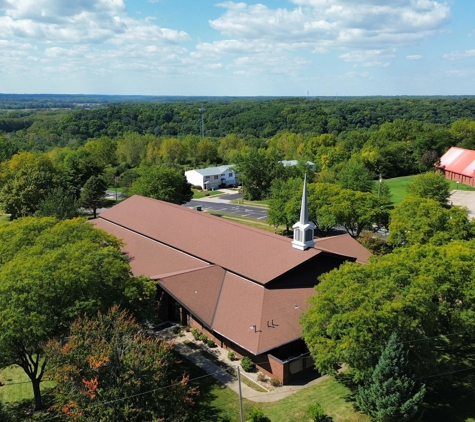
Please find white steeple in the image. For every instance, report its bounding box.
[292,174,315,250]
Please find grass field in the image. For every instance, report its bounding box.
[0,365,54,404]
[385,175,475,206]
[192,189,223,199]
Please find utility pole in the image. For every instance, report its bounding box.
[237,366,245,422]
[199,106,205,138]
[378,174,382,198]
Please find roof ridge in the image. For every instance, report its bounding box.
[151,265,212,280]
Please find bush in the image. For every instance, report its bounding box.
[269,378,281,387]
[228,350,236,361]
[241,356,254,372]
[308,402,325,421]
[257,372,266,382]
[207,339,216,348]
[199,334,208,342]
[191,328,200,340]
[247,406,270,422]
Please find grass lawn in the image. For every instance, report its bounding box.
[230,198,269,208]
[0,365,54,404]
[385,175,475,206]
[206,210,285,235]
[0,214,10,225]
[193,189,224,199]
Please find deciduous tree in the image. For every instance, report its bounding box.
[0,218,155,410]
[301,241,475,381]
[46,306,197,421]
[129,163,193,205]
[406,171,450,204]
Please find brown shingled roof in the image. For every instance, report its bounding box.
[98,195,323,284]
[314,234,371,264]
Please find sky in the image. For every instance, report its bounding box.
[0,0,474,96]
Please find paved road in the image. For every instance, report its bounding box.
[185,199,268,220]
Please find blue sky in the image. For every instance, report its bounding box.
[0,0,474,96]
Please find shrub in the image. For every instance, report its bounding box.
[191,328,200,340]
[308,402,325,422]
[199,334,208,342]
[207,339,216,348]
[269,378,281,387]
[247,406,270,422]
[257,372,266,382]
[241,356,254,372]
[227,350,236,361]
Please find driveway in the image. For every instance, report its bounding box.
[449,190,475,219]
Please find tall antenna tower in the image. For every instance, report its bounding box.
[199,106,205,138]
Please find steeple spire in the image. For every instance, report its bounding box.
[292,174,315,251]
[299,173,309,224]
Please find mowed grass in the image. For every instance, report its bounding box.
[205,210,286,235]
[0,365,54,404]
[182,351,369,422]
[385,174,475,206]
[192,189,223,199]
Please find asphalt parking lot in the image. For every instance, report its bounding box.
[185,199,268,220]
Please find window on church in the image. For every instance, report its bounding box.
[305,229,313,242]
[295,229,302,242]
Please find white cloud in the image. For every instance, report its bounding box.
[0,0,190,45]
[407,54,423,60]
[211,0,450,50]
[442,50,475,60]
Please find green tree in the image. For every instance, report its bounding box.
[0,152,60,219]
[267,178,301,233]
[116,132,148,167]
[36,187,79,220]
[356,333,426,422]
[61,148,103,198]
[45,306,197,421]
[235,148,284,200]
[337,160,374,193]
[129,164,193,205]
[160,137,186,164]
[387,196,474,247]
[331,189,387,238]
[83,136,118,168]
[0,217,155,410]
[406,172,450,204]
[301,241,475,380]
[196,138,219,164]
[80,175,107,218]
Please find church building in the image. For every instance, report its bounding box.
[93,177,370,384]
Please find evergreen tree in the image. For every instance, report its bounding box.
[356,333,426,422]
[80,175,107,218]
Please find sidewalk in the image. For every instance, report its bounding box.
[172,333,328,403]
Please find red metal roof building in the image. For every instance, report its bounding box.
[438,147,475,187]
[94,194,370,384]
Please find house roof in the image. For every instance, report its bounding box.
[438,147,475,177]
[93,195,371,355]
[186,165,235,177]
[280,160,315,167]
[157,266,313,355]
[97,195,333,285]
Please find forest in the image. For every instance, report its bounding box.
[1,96,475,421]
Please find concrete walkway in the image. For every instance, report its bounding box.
[172,336,328,403]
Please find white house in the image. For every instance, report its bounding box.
[185,165,238,190]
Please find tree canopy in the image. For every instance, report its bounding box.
[0,217,155,409]
[301,240,475,381]
[46,306,197,421]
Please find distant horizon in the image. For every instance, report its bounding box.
[0,1,474,97]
